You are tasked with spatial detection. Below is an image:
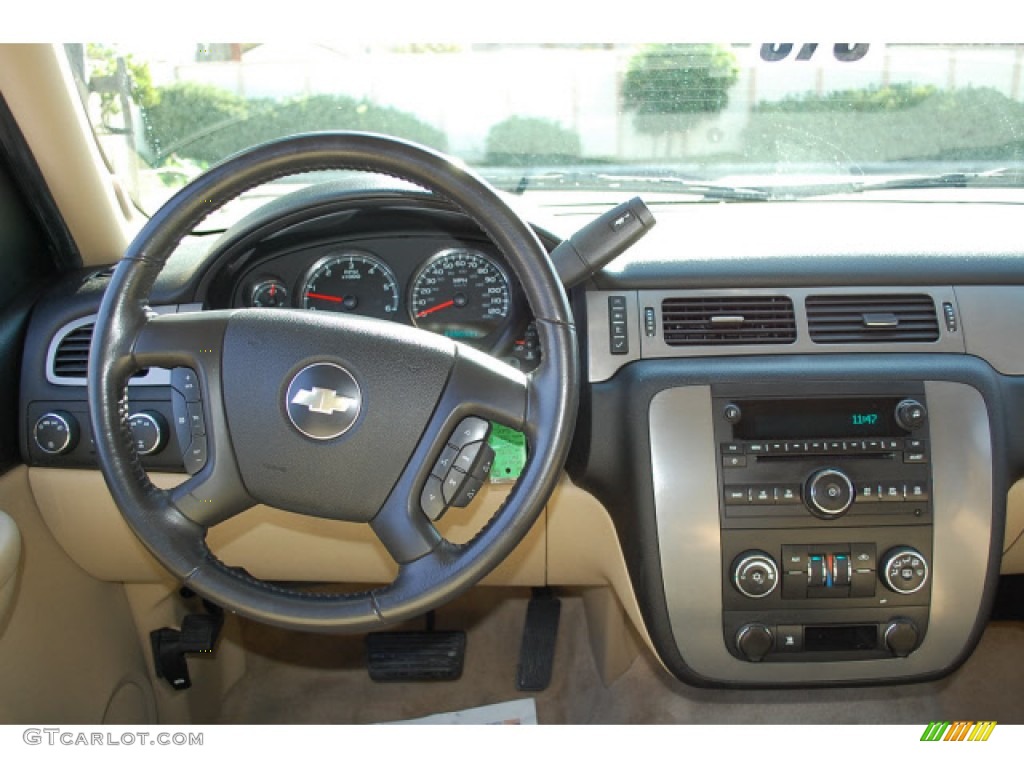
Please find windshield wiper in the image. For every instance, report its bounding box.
[498,170,771,201]
[767,167,1024,199]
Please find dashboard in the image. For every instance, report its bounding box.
[17,180,1024,689]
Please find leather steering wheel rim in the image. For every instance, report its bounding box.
[88,132,578,632]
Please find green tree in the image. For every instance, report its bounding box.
[622,44,739,156]
[484,116,581,165]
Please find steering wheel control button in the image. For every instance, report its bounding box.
[285,362,362,440]
[128,411,167,456]
[183,436,208,475]
[171,367,201,402]
[33,411,79,455]
[420,476,447,521]
[451,417,491,448]
[454,441,483,474]
[186,402,206,436]
[431,445,459,477]
[881,547,929,595]
[732,551,779,599]
[805,468,855,518]
[451,475,484,507]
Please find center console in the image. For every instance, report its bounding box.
[712,386,932,663]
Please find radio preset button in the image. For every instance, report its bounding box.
[746,442,766,454]
[721,442,744,455]
[880,483,905,502]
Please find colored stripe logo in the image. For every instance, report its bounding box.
[920,721,997,741]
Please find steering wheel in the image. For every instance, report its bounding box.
[88,133,578,632]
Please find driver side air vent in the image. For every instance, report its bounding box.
[661,296,797,346]
[806,294,939,343]
[52,322,94,379]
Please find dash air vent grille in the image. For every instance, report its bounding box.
[52,323,94,378]
[661,296,796,346]
[806,294,939,343]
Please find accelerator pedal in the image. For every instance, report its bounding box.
[366,612,466,682]
[516,588,561,691]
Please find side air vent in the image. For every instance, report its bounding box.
[47,314,170,386]
[806,294,939,343]
[52,322,94,378]
[661,296,797,346]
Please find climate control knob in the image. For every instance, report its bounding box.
[128,411,168,456]
[732,550,779,599]
[881,547,929,594]
[33,411,79,455]
[805,468,855,519]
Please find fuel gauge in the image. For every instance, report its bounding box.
[250,279,289,308]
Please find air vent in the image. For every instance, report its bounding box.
[661,296,797,346]
[806,294,939,343]
[52,322,94,378]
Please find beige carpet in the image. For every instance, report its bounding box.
[217,587,1024,724]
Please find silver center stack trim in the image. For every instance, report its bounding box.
[649,381,992,684]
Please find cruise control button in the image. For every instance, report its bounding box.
[420,476,447,520]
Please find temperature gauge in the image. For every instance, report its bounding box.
[249,279,289,308]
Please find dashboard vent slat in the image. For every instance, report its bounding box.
[661,296,796,346]
[807,294,939,343]
[52,324,95,378]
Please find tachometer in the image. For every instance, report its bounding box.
[409,248,511,340]
[300,250,399,320]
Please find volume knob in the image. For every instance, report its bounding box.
[805,468,855,519]
[736,623,774,661]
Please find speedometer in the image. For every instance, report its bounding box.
[408,248,511,340]
[300,250,399,320]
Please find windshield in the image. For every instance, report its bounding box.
[67,43,1024,216]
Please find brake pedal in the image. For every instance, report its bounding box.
[366,613,466,682]
[516,588,561,691]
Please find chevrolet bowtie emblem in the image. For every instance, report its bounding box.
[291,387,357,415]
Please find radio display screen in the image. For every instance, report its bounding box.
[732,398,907,439]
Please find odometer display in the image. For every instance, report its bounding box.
[409,248,511,340]
[300,251,399,320]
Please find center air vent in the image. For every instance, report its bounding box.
[806,294,939,343]
[661,296,797,346]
